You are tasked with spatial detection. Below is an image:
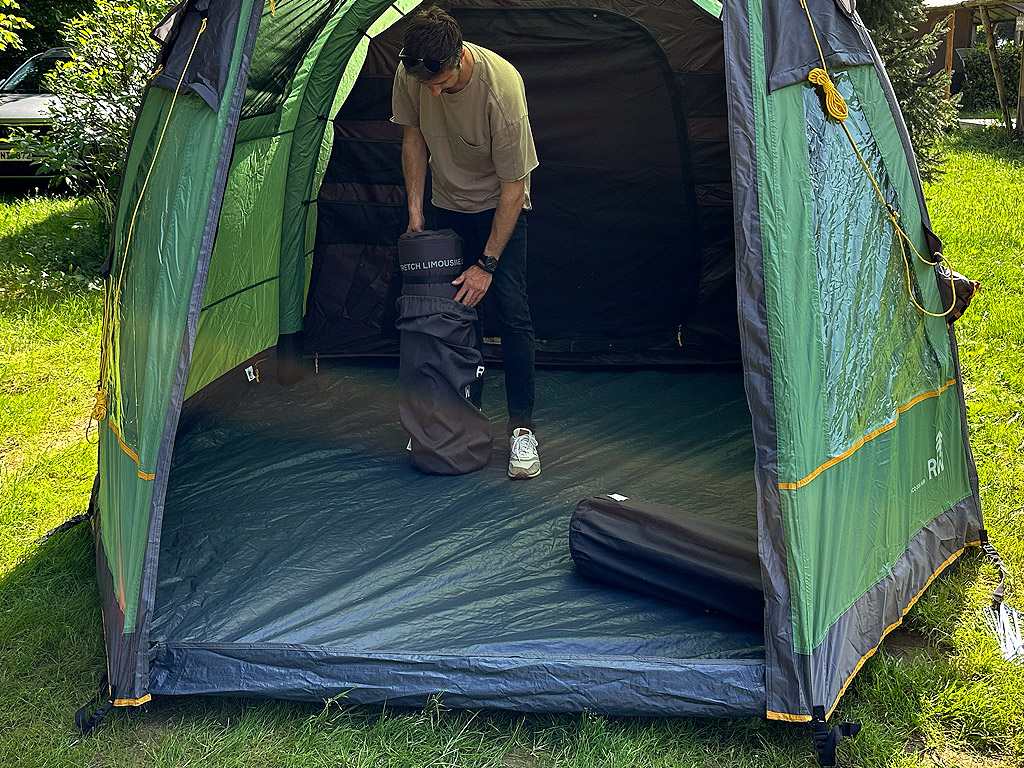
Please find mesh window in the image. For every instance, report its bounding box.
[804,72,942,456]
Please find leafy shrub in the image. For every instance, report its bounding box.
[858,0,960,180]
[0,0,95,75]
[961,42,1022,115]
[12,0,168,231]
[0,0,32,55]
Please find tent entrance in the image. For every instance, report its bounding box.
[152,362,764,714]
[302,2,736,364]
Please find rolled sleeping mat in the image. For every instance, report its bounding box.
[568,494,763,625]
[396,228,491,475]
[398,228,464,299]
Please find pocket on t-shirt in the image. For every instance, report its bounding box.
[450,133,492,168]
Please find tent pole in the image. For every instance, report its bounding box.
[1017,24,1024,137]
[979,5,1014,134]
[946,12,955,99]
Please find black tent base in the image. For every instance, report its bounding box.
[151,360,766,716]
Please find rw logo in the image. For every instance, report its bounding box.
[928,431,945,480]
[912,432,945,495]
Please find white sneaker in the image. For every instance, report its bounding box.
[508,428,541,479]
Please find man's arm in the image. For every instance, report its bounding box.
[401,124,428,232]
[453,178,526,307]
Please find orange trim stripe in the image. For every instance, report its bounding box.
[114,694,151,707]
[779,380,957,491]
[764,540,981,723]
[107,420,156,481]
[767,710,813,723]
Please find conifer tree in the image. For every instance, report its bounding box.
[858,0,958,179]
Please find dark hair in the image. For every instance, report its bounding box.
[401,6,462,80]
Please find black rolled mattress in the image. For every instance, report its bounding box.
[150,361,766,716]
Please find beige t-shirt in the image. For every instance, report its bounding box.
[391,42,538,213]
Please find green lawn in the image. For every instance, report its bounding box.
[1,130,1022,767]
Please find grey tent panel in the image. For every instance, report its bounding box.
[151,643,766,716]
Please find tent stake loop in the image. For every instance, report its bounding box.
[811,706,861,766]
[74,674,115,736]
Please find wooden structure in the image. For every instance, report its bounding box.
[923,0,1024,136]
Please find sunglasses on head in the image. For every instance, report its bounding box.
[398,46,461,73]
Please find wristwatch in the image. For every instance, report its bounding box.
[477,256,499,274]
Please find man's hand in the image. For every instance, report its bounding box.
[453,265,492,307]
[407,210,425,232]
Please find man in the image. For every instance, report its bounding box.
[391,6,541,480]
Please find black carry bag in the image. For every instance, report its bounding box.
[396,229,492,475]
[569,494,763,624]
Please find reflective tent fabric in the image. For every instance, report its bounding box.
[185,0,410,399]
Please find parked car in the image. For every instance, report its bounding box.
[0,47,70,180]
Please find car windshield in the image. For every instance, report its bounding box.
[1,54,67,94]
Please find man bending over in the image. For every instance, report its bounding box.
[391,6,541,479]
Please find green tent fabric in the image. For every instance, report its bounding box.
[90,0,982,746]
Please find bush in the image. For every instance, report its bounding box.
[12,0,167,231]
[0,0,32,55]
[858,0,960,180]
[961,42,1022,115]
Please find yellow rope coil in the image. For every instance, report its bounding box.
[92,389,108,422]
[807,68,849,122]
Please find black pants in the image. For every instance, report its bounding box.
[433,207,535,435]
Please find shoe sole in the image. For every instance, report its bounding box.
[508,466,541,480]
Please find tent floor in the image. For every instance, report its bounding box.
[150,362,766,714]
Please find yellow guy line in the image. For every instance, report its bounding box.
[798,0,956,319]
[97,19,208,467]
[107,420,157,481]
[778,380,956,491]
[767,540,981,723]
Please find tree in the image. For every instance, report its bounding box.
[14,0,168,230]
[0,0,94,76]
[0,0,32,55]
[858,0,959,180]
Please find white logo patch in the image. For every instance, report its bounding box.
[912,431,945,494]
[928,431,945,480]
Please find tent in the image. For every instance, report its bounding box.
[89,0,984,755]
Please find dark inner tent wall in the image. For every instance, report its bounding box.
[302,0,737,364]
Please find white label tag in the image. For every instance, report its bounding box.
[608,493,628,502]
[245,365,256,382]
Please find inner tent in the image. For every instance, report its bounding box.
[150,0,764,713]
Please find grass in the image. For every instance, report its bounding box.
[1,130,1023,767]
